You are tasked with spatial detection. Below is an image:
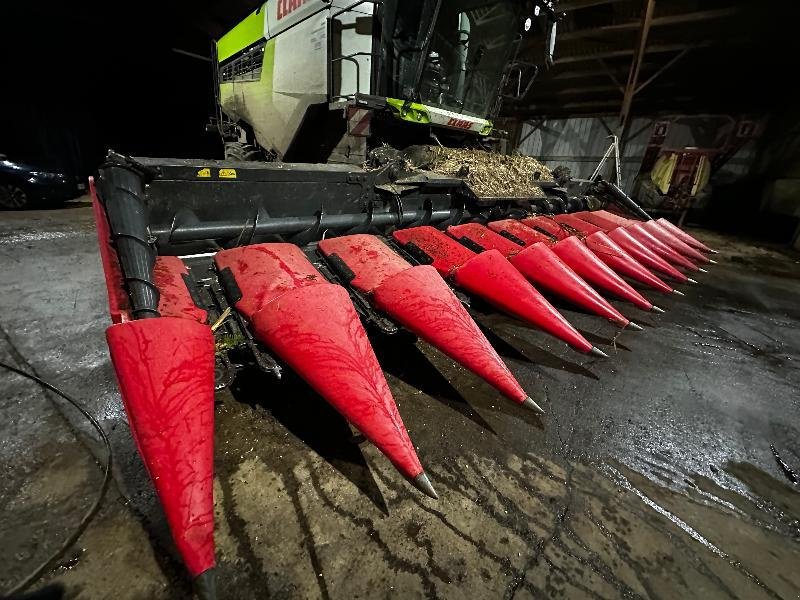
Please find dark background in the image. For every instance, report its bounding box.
[1,0,800,184]
[0,1,237,175]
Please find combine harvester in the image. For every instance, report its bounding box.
[90,0,717,596]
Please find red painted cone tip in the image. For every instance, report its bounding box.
[509,242,630,326]
[606,227,688,283]
[656,218,714,253]
[250,284,423,479]
[216,243,424,481]
[551,236,653,311]
[319,235,528,405]
[642,220,709,263]
[394,227,591,354]
[372,264,527,404]
[106,317,216,577]
[453,249,593,354]
[487,219,557,246]
[626,223,699,271]
[583,231,674,294]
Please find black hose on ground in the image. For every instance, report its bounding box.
[0,361,113,598]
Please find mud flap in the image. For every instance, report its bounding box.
[214,243,425,483]
[584,232,674,295]
[551,237,654,311]
[106,317,216,579]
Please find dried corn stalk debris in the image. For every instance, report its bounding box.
[403,146,553,198]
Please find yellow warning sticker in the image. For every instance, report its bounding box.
[219,168,237,179]
[196,167,211,178]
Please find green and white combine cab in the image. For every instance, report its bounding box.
[213,0,558,164]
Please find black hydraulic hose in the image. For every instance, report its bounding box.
[1,362,113,597]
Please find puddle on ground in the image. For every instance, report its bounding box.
[201,371,800,600]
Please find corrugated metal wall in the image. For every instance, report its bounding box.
[517,117,653,193]
[517,116,758,194]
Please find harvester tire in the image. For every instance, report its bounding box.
[224,142,263,162]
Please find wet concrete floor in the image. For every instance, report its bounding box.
[0,200,798,599]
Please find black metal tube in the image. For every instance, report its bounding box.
[597,180,652,221]
[97,164,160,319]
[410,0,443,99]
[154,209,454,243]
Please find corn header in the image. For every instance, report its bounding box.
[90,1,717,597]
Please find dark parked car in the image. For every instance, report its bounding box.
[0,154,87,209]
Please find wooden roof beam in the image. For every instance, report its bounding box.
[557,7,741,42]
[555,40,713,65]
[558,0,628,12]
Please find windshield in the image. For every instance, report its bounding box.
[388,0,521,119]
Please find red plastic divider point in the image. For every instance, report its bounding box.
[551,236,654,311]
[107,317,216,581]
[215,243,428,490]
[626,223,699,271]
[392,226,593,354]
[583,231,674,294]
[318,235,532,408]
[606,227,688,282]
[642,220,709,263]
